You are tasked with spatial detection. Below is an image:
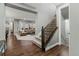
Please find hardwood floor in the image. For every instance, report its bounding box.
[4,34,69,56]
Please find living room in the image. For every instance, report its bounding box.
[5,3,37,41]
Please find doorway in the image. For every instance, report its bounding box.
[60,5,70,47]
[58,4,70,55]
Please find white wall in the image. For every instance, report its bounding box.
[0,4,5,40]
[14,20,19,33]
[70,3,79,56]
[36,4,56,34]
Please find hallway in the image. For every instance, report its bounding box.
[4,34,69,56]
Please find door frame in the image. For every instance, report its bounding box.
[57,4,70,47]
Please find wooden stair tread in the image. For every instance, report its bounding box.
[44,27,57,44]
[44,27,56,32]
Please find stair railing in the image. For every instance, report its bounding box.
[41,26,45,51]
[41,18,57,51]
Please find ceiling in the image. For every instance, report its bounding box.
[7,3,63,13]
[53,3,62,6]
[24,3,62,8]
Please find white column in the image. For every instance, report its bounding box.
[0,3,5,41]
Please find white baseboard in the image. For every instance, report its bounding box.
[32,39,41,48]
[46,42,60,51]
[61,42,69,47]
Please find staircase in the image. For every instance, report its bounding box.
[32,16,58,51]
[44,19,57,45]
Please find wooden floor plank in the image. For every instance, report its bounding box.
[4,35,69,56]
